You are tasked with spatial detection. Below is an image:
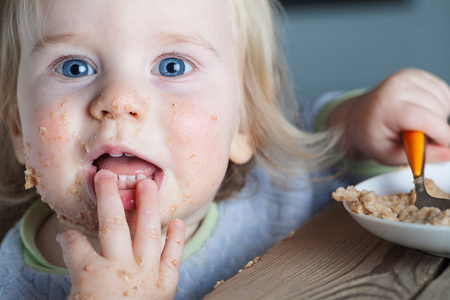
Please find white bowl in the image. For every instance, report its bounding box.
[344,162,450,258]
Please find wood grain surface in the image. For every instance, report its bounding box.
[204,202,450,300]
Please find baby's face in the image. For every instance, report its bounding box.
[14,0,252,232]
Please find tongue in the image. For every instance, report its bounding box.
[95,155,156,177]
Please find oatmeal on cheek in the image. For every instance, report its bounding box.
[333,179,450,226]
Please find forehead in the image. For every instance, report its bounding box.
[21,0,237,54]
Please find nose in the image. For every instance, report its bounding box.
[90,85,147,121]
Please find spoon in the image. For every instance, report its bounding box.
[402,131,450,210]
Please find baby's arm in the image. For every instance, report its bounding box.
[327,68,450,166]
[56,170,185,299]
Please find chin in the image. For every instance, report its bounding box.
[56,212,99,234]
[46,197,100,233]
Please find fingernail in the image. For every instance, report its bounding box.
[95,169,118,184]
[55,232,62,244]
[172,218,185,229]
[137,177,156,191]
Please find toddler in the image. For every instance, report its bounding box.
[1,0,450,299]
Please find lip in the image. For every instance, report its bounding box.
[84,144,164,207]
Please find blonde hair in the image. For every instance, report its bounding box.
[216,0,337,199]
[0,0,39,206]
[0,0,336,206]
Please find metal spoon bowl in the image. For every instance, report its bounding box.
[403,131,450,210]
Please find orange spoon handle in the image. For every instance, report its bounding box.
[402,131,426,177]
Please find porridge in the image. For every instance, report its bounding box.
[332,179,450,226]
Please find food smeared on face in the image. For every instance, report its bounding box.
[16,0,248,234]
[24,165,39,189]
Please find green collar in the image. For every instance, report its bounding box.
[20,201,219,274]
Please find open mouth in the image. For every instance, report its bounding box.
[91,152,162,210]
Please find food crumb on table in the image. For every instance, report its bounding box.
[214,280,224,289]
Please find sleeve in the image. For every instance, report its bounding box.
[299,91,346,133]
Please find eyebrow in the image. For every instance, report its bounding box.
[148,32,220,59]
[31,32,90,55]
[31,32,220,59]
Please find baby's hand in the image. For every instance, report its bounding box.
[329,68,450,165]
[56,170,185,299]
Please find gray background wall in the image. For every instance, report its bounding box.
[280,0,450,102]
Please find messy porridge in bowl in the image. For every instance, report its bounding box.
[333,179,450,226]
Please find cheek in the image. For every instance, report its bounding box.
[25,101,74,142]
[168,102,232,161]
[37,100,76,143]
[171,104,216,141]
[22,100,83,171]
[19,99,98,230]
[166,101,235,193]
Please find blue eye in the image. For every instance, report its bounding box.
[154,57,193,77]
[57,59,96,78]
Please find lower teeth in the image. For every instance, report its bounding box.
[116,174,148,189]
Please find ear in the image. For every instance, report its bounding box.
[229,131,254,165]
[7,117,26,165]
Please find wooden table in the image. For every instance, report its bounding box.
[204,202,450,300]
